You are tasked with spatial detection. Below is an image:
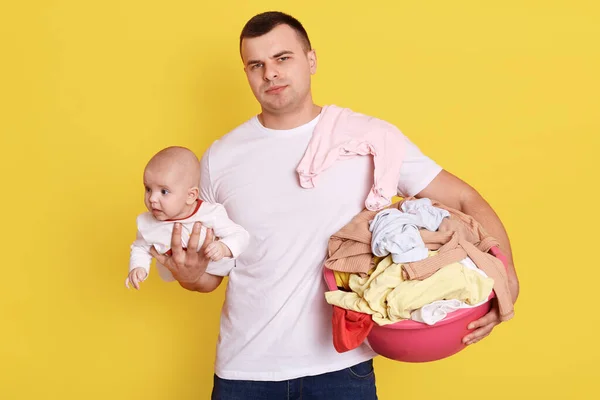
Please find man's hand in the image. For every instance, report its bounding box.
[150,222,213,285]
[463,298,500,345]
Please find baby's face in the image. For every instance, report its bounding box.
[143,164,193,221]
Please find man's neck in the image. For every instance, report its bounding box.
[258,102,322,130]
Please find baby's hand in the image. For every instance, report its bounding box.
[204,241,232,262]
[125,267,148,290]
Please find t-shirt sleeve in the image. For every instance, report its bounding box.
[199,145,236,277]
[397,137,443,197]
[199,145,217,203]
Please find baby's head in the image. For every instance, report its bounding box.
[143,146,201,221]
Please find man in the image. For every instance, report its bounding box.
[151,11,520,399]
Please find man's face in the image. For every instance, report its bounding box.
[241,24,317,114]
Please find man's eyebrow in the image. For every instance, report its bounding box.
[246,50,294,66]
[272,50,294,58]
[246,58,261,66]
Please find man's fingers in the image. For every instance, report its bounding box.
[149,247,168,266]
[201,228,215,252]
[464,303,500,344]
[463,322,496,344]
[468,314,492,330]
[467,304,499,330]
[469,336,485,345]
[170,223,184,256]
[187,222,202,255]
[465,323,496,346]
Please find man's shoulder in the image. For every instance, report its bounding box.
[325,104,401,134]
[206,116,257,156]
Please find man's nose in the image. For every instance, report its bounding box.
[263,63,279,81]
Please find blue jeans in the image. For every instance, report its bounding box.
[211,359,377,399]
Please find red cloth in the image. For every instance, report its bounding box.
[332,306,374,353]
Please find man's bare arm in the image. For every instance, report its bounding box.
[416,169,519,302]
[179,272,223,293]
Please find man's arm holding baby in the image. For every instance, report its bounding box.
[150,222,224,293]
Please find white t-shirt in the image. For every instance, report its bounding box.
[201,112,442,381]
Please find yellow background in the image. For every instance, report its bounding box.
[1,1,598,399]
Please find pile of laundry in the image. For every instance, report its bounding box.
[324,197,514,352]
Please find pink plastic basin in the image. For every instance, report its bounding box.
[324,247,507,363]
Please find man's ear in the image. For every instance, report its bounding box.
[308,49,317,75]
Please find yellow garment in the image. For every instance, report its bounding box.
[325,256,404,325]
[349,256,396,297]
[386,262,494,321]
[333,262,379,291]
[334,271,351,290]
[325,254,494,326]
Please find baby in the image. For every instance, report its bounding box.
[126,146,250,289]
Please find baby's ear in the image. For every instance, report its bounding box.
[187,187,199,204]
